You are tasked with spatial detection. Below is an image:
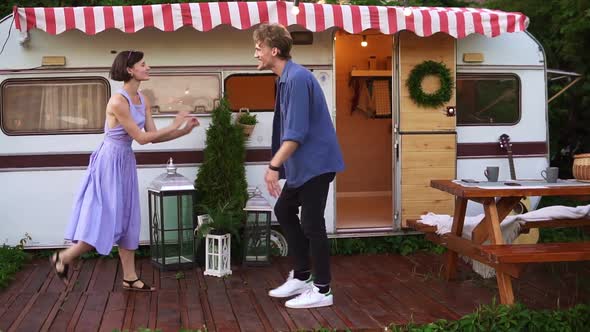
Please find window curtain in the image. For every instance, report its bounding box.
[39,83,104,131]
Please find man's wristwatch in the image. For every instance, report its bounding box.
[268,164,281,172]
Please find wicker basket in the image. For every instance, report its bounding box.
[236,108,256,137]
[573,153,590,182]
[240,123,255,136]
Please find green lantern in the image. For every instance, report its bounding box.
[148,158,197,270]
[243,187,273,265]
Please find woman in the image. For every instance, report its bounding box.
[50,50,199,291]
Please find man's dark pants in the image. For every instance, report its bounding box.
[274,172,335,285]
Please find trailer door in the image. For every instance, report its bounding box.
[396,31,457,227]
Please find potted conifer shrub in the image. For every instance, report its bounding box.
[194,97,248,267]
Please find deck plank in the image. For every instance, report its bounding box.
[75,291,109,332]
[48,291,83,332]
[402,253,496,315]
[130,292,151,330]
[181,271,206,329]
[227,288,266,332]
[332,257,405,326]
[98,291,129,332]
[1,253,589,331]
[1,262,51,331]
[0,262,37,316]
[93,258,118,292]
[314,306,350,331]
[0,292,34,331]
[156,290,182,331]
[246,267,290,331]
[205,275,240,331]
[12,290,60,332]
[71,259,96,293]
[263,262,316,331]
[146,260,159,330]
[375,255,465,320]
[223,268,268,332]
[329,285,380,329]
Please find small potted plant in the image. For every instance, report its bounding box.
[236,107,258,137]
[196,202,242,240]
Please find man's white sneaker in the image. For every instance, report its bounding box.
[268,271,313,298]
[285,286,333,309]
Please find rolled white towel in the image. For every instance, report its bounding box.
[419,211,524,246]
[418,211,524,279]
[514,205,590,222]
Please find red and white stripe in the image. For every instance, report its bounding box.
[14,1,529,38]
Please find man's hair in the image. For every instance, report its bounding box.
[109,50,145,82]
[253,23,292,60]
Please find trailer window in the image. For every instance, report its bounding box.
[1,77,109,135]
[140,74,221,115]
[224,74,277,112]
[456,74,520,126]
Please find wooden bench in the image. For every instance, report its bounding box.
[424,180,590,305]
[406,219,437,233]
[520,218,590,231]
[480,242,590,264]
[407,218,590,235]
[406,218,590,274]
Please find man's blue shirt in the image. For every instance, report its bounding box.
[271,60,344,188]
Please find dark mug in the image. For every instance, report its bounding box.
[484,166,499,182]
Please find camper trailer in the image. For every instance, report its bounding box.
[1,2,546,250]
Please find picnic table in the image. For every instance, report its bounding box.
[410,179,590,305]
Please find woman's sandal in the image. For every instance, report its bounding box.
[122,278,156,292]
[49,251,69,285]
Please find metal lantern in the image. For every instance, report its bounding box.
[147,158,197,270]
[243,187,273,265]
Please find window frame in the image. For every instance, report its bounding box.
[142,72,222,117]
[0,76,111,136]
[456,73,522,127]
[223,73,277,113]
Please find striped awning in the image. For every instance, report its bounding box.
[13,1,529,39]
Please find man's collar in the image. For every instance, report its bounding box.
[278,59,293,84]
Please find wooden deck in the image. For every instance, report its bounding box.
[1,253,589,332]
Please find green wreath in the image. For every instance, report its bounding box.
[406,60,453,108]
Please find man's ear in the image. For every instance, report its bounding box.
[271,47,280,57]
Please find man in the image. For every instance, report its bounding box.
[253,23,344,309]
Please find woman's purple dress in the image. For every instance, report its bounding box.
[65,89,146,255]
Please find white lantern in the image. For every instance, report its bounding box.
[203,233,232,277]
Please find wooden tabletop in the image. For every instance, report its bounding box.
[431,179,590,198]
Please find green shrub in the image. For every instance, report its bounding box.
[0,234,32,289]
[388,303,590,332]
[330,235,445,256]
[195,98,248,221]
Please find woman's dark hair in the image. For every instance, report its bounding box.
[109,50,144,82]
